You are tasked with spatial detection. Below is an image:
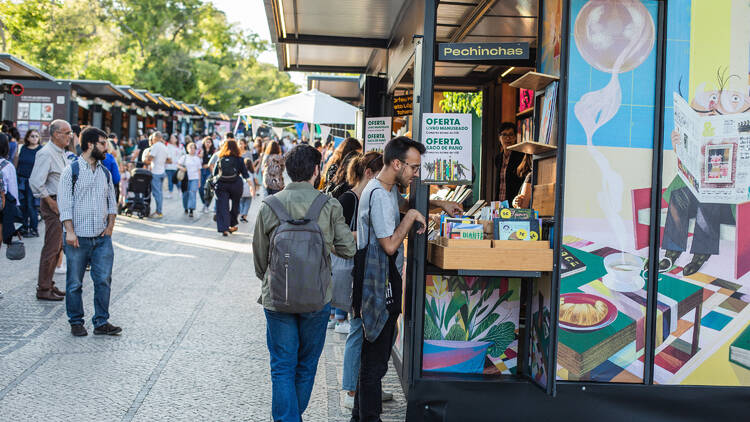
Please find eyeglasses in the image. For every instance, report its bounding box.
[401,160,421,172]
[499,132,515,138]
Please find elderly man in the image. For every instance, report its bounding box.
[143,131,169,218]
[29,119,73,301]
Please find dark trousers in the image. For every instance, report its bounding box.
[351,313,398,422]
[663,187,734,256]
[18,177,39,231]
[216,178,243,232]
[38,199,62,291]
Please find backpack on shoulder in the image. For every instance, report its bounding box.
[218,156,238,181]
[263,193,331,313]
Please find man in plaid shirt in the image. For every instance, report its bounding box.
[58,127,121,337]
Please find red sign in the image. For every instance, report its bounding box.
[10,83,24,96]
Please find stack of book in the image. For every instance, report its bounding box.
[440,215,484,240]
[492,208,541,241]
[518,117,534,143]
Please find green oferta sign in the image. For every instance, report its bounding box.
[421,113,472,185]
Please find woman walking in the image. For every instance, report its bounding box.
[199,136,215,212]
[178,142,202,217]
[239,158,255,223]
[320,137,362,192]
[14,129,41,237]
[261,141,285,195]
[213,140,252,236]
[165,134,182,198]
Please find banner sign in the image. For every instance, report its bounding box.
[393,94,413,117]
[421,113,472,185]
[437,42,529,61]
[364,117,391,153]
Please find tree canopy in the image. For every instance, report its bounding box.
[0,0,299,113]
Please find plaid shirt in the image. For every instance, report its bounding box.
[497,151,511,201]
[58,158,117,237]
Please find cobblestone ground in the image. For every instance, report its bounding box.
[0,191,406,421]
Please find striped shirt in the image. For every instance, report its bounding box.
[58,158,117,237]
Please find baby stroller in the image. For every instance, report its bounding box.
[122,168,152,218]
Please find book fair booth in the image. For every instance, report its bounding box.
[268,0,750,420]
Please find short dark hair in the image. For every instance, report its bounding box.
[286,144,322,182]
[71,124,82,136]
[498,122,516,134]
[383,136,425,165]
[0,133,9,158]
[80,127,107,152]
[225,132,234,139]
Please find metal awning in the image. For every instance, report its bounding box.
[0,54,56,80]
[116,85,147,102]
[307,75,362,105]
[264,0,537,88]
[134,89,160,105]
[61,80,131,100]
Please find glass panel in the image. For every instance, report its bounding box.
[656,0,750,386]
[556,0,660,383]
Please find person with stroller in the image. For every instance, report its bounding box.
[213,140,253,236]
[178,142,202,217]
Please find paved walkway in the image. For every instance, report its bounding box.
[0,190,406,421]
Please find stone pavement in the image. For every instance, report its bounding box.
[0,189,406,421]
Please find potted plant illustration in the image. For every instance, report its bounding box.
[423,276,517,374]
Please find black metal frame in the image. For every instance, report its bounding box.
[278,34,388,48]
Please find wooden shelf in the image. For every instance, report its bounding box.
[509,71,559,91]
[516,107,534,118]
[507,141,557,156]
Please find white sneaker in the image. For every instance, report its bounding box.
[334,320,350,334]
[55,261,67,275]
[327,319,336,330]
[342,393,355,409]
[165,192,172,199]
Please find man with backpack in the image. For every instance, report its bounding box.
[252,144,356,422]
[57,127,120,337]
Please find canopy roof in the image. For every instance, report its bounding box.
[61,80,131,100]
[0,54,55,80]
[237,89,358,125]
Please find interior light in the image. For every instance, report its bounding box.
[277,0,287,38]
[501,67,515,78]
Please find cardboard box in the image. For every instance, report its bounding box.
[428,238,553,271]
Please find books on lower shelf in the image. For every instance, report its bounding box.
[730,324,750,370]
[492,208,541,241]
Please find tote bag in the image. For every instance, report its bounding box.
[330,191,359,311]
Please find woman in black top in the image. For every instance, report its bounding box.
[14,129,41,237]
[199,136,215,209]
[495,122,531,203]
[213,140,252,236]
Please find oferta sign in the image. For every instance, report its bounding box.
[421,113,472,185]
[364,117,391,153]
[438,42,529,61]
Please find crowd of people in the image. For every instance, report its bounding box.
[253,136,462,422]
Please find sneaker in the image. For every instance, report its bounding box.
[71,324,88,337]
[327,319,336,329]
[55,261,67,275]
[93,323,122,335]
[342,392,355,409]
[166,192,172,199]
[184,209,188,214]
[189,210,194,218]
[202,205,209,213]
[382,391,393,401]
[152,212,164,219]
[334,320,350,334]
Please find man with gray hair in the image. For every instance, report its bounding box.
[29,119,73,301]
[142,131,170,218]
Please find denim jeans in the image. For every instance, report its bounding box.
[64,236,114,328]
[342,317,363,391]
[351,313,398,422]
[239,196,252,216]
[151,172,166,213]
[182,179,199,211]
[199,168,211,205]
[17,176,38,231]
[264,303,330,422]
[165,169,177,192]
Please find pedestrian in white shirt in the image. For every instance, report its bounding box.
[178,142,202,217]
[165,134,182,199]
[143,131,170,218]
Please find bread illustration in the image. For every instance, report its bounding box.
[559,298,608,326]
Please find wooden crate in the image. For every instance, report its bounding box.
[435,237,492,248]
[533,183,556,217]
[428,239,553,271]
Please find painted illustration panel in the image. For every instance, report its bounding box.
[423,276,521,375]
[529,274,553,388]
[654,0,750,386]
[557,0,659,383]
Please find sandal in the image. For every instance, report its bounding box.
[228,226,239,233]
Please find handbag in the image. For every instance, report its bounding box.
[6,240,25,260]
[351,190,376,317]
[176,168,186,181]
[330,191,358,311]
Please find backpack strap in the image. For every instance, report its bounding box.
[71,160,80,196]
[263,195,293,223]
[304,193,329,222]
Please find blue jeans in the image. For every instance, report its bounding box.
[64,236,114,328]
[151,172,166,213]
[199,168,211,205]
[239,196,252,216]
[264,303,330,422]
[165,169,177,192]
[182,179,199,211]
[342,317,363,391]
[17,176,38,231]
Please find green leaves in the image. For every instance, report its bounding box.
[440,92,483,117]
[482,322,516,358]
[423,313,443,341]
[445,323,467,341]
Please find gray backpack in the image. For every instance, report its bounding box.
[263,193,331,313]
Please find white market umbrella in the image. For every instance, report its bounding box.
[237,89,358,125]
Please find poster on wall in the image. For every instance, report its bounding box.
[540,0,562,76]
[423,276,520,375]
[13,89,69,142]
[421,113,472,185]
[364,117,391,153]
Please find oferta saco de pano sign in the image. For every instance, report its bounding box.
[437,42,529,61]
[421,113,472,185]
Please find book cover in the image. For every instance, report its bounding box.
[560,246,587,278]
[497,208,535,221]
[494,219,532,241]
[729,324,750,370]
